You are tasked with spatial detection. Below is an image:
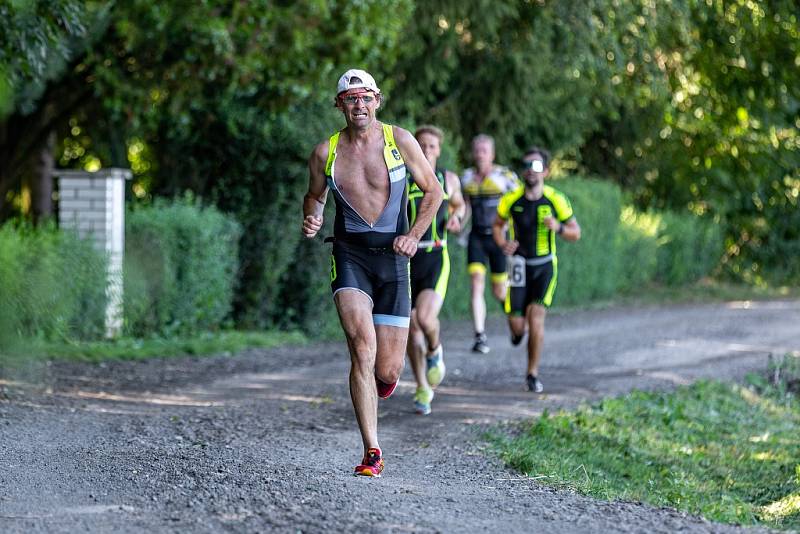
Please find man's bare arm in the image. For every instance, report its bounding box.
[393,126,443,256]
[492,214,518,255]
[461,191,472,229]
[444,170,465,233]
[302,142,329,238]
[543,216,581,242]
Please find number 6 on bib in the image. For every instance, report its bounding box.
[508,255,526,287]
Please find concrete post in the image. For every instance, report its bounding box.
[55,168,132,338]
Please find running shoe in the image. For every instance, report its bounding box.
[414,386,434,415]
[526,374,544,393]
[511,333,524,346]
[354,447,384,477]
[426,344,446,388]
[376,377,398,399]
[471,332,490,354]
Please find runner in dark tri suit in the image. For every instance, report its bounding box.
[492,146,581,393]
[405,125,466,415]
[461,134,520,354]
[302,69,442,477]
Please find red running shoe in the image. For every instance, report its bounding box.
[376,377,398,399]
[354,447,384,477]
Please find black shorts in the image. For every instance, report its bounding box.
[467,230,507,281]
[330,242,411,327]
[410,248,450,307]
[504,257,558,315]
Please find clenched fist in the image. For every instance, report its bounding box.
[302,215,323,238]
[393,234,419,258]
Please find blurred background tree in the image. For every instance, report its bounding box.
[1,0,797,335]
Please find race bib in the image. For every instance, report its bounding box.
[508,255,526,287]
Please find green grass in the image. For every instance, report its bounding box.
[0,330,307,365]
[618,279,799,306]
[489,371,800,530]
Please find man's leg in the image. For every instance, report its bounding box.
[334,289,379,454]
[406,310,433,414]
[469,269,486,334]
[415,289,444,352]
[415,288,446,389]
[406,310,428,388]
[526,303,547,377]
[491,277,507,305]
[508,315,526,339]
[374,323,408,392]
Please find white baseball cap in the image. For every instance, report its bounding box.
[336,69,380,95]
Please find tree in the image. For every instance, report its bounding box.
[581,0,800,283]
[0,0,101,220]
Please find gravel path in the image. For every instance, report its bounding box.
[2,299,798,533]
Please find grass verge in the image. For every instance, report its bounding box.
[618,279,799,306]
[489,360,800,530]
[0,330,307,365]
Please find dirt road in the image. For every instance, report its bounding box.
[2,299,798,533]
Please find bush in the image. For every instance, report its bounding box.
[553,176,623,305]
[616,207,659,292]
[0,222,107,348]
[125,197,241,336]
[655,210,723,286]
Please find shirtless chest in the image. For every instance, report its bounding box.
[333,137,390,223]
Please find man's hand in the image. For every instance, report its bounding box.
[445,216,462,234]
[543,215,561,233]
[501,240,519,256]
[302,215,323,238]
[393,234,419,257]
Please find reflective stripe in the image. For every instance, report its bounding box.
[468,262,487,275]
[543,256,558,307]
[417,239,447,249]
[525,254,553,266]
[373,314,410,328]
[434,247,450,301]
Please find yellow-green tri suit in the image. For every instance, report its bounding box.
[326,123,411,327]
[497,184,574,312]
[461,165,520,282]
[407,168,451,306]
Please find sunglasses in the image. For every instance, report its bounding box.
[340,93,376,105]
[520,160,545,173]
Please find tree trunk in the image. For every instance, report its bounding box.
[31,130,56,223]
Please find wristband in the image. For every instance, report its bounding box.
[557,223,564,235]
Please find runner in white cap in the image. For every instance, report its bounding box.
[302,69,443,476]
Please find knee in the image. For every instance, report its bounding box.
[470,273,485,291]
[375,359,404,384]
[415,308,438,332]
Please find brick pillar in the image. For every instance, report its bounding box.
[55,168,132,338]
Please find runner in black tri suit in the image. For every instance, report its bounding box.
[405,125,466,415]
[492,146,581,393]
[302,69,442,477]
[461,134,520,354]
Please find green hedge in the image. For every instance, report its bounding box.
[124,197,241,336]
[553,176,623,305]
[654,210,723,286]
[617,207,659,293]
[0,223,107,348]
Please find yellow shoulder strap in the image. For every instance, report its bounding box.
[325,132,340,177]
[382,123,395,148]
[382,123,405,169]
